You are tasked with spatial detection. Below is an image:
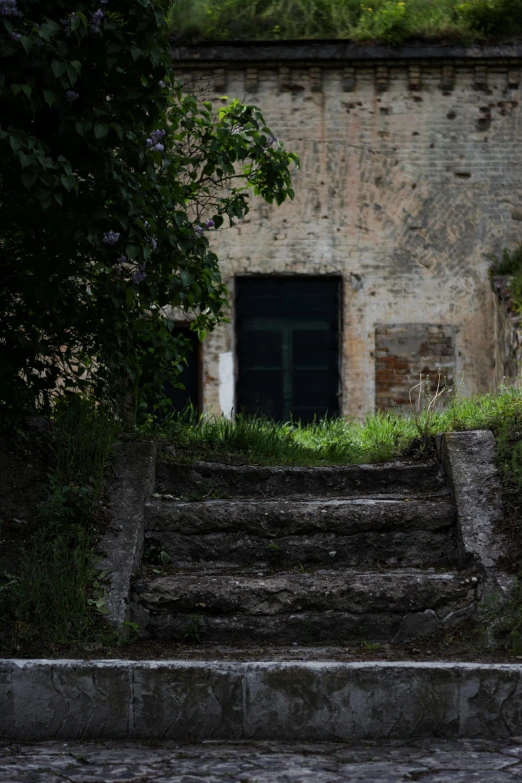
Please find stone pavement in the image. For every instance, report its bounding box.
[4,738,522,782]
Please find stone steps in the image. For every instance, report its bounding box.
[131,456,476,644]
[156,458,445,498]
[144,497,457,568]
[132,567,477,643]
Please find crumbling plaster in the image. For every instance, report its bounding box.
[174,49,522,418]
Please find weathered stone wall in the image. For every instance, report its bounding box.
[174,44,522,418]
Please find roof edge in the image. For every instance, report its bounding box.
[172,39,522,63]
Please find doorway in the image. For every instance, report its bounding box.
[236,277,341,422]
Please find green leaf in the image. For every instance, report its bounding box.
[21,36,33,54]
[130,45,142,61]
[21,169,38,190]
[71,15,81,31]
[60,174,76,192]
[10,84,23,96]
[43,90,55,107]
[51,60,67,79]
[9,135,21,152]
[66,63,79,86]
[125,287,135,308]
[126,244,139,259]
[180,270,193,288]
[94,123,109,139]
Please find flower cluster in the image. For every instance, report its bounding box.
[158,80,166,88]
[10,31,20,40]
[264,136,278,149]
[89,8,104,33]
[115,254,127,264]
[65,90,79,103]
[0,0,18,17]
[150,237,158,251]
[145,129,166,152]
[193,219,215,238]
[103,231,120,245]
[62,12,78,36]
[133,264,147,284]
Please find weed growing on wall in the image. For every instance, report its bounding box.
[491,244,522,314]
[168,0,522,44]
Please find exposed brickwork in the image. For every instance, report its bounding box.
[375,324,456,410]
[174,45,522,418]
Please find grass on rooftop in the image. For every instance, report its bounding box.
[168,0,522,45]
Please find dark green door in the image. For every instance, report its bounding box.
[236,278,340,422]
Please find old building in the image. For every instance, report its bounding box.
[172,41,522,421]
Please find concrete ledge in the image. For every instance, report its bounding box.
[97,440,158,628]
[2,660,522,741]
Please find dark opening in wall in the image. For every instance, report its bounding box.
[236,277,341,422]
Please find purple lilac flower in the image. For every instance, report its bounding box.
[143,220,150,229]
[150,129,165,143]
[264,136,278,149]
[133,264,147,284]
[89,8,104,33]
[158,80,166,88]
[0,0,18,17]
[205,219,215,230]
[115,254,127,264]
[194,225,205,238]
[150,238,157,251]
[10,31,21,40]
[103,231,120,245]
[153,143,164,152]
[145,138,153,148]
[65,90,79,103]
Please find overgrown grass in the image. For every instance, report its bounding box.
[1,397,118,650]
[142,386,522,466]
[168,0,522,45]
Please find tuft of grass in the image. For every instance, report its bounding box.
[167,0,522,44]
[2,396,118,650]
[141,386,522,466]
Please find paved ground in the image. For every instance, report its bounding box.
[3,739,522,782]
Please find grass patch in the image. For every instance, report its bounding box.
[0,397,119,652]
[141,386,522,466]
[168,0,522,45]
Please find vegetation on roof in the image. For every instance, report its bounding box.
[168,0,522,45]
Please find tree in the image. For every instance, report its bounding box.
[0,0,298,421]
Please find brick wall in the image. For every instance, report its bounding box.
[375,324,456,410]
[174,43,522,418]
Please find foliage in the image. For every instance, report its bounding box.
[141,386,522,466]
[491,244,522,315]
[168,0,522,43]
[2,397,117,649]
[0,0,297,423]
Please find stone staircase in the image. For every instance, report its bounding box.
[131,457,478,644]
